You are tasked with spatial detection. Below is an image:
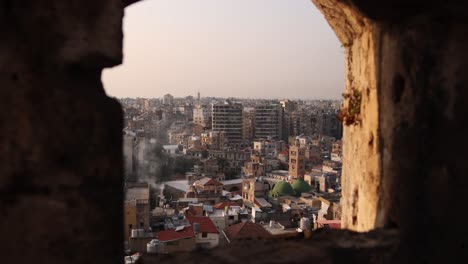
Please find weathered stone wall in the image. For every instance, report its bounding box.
[313,0,468,262]
[0,1,125,264]
[377,11,468,262]
[312,0,382,232]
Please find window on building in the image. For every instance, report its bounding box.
[202,232,208,238]
[228,215,234,220]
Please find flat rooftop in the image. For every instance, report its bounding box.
[125,185,149,202]
[165,180,190,192]
[262,222,298,236]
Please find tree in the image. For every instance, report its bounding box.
[225,169,238,180]
[217,157,229,172]
[173,156,196,175]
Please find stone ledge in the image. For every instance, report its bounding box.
[138,228,399,264]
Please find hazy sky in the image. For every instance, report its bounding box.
[102,0,344,99]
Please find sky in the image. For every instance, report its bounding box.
[102,0,344,99]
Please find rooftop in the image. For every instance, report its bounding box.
[124,184,149,202]
[221,179,243,185]
[186,216,219,234]
[165,180,190,192]
[195,177,223,186]
[262,222,299,236]
[213,202,239,210]
[156,226,195,242]
[254,197,272,208]
[224,221,272,241]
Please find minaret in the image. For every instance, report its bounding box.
[197,92,201,105]
[289,138,306,179]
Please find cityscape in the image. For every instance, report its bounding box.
[3,1,463,264]
[122,94,343,262]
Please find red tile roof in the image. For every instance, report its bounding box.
[156,226,195,242]
[213,202,238,210]
[316,220,341,229]
[186,216,219,234]
[224,221,272,241]
[195,177,223,186]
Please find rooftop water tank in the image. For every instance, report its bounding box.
[269,220,275,228]
[147,239,160,254]
[131,229,139,238]
[300,217,311,231]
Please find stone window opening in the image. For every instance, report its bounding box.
[2,0,466,264]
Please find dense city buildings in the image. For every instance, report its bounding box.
[211,101,244,147]
[120,95,343,258]
[254,103,283,140]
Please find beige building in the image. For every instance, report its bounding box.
[124,183,150,241]
[193,104,211,127]
[242,178,270,204]
[186,177,224,205]
[243,161,264,178]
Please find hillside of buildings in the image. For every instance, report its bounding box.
[121,95,343,261]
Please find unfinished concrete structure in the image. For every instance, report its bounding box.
[0,0,467,263]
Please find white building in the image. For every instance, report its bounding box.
[193,104,211,126]
[162,144,180,155]
[186,216,220,249]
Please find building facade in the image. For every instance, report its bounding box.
[254,104,283,140]
[212,102,243,147]
[289,141,306,179]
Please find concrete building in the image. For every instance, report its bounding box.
[253,139,286,158]
[201,131,228,150]
[331,140,343,162]
[254,103,283,140]
[124,183,151,241]
[163,93,174,106]
[243,161,265,178]
[242,178,270,205]
[242,107,255,141]
[162,144,181,155]
[212,101,243,147]
[208,203,246,231]
[193,104,211,127]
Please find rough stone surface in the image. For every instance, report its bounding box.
[138,229,399,264]
[0,1,124,264]
[377,12,468,262]
[313,0,468,262]
[312,0,381,232]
